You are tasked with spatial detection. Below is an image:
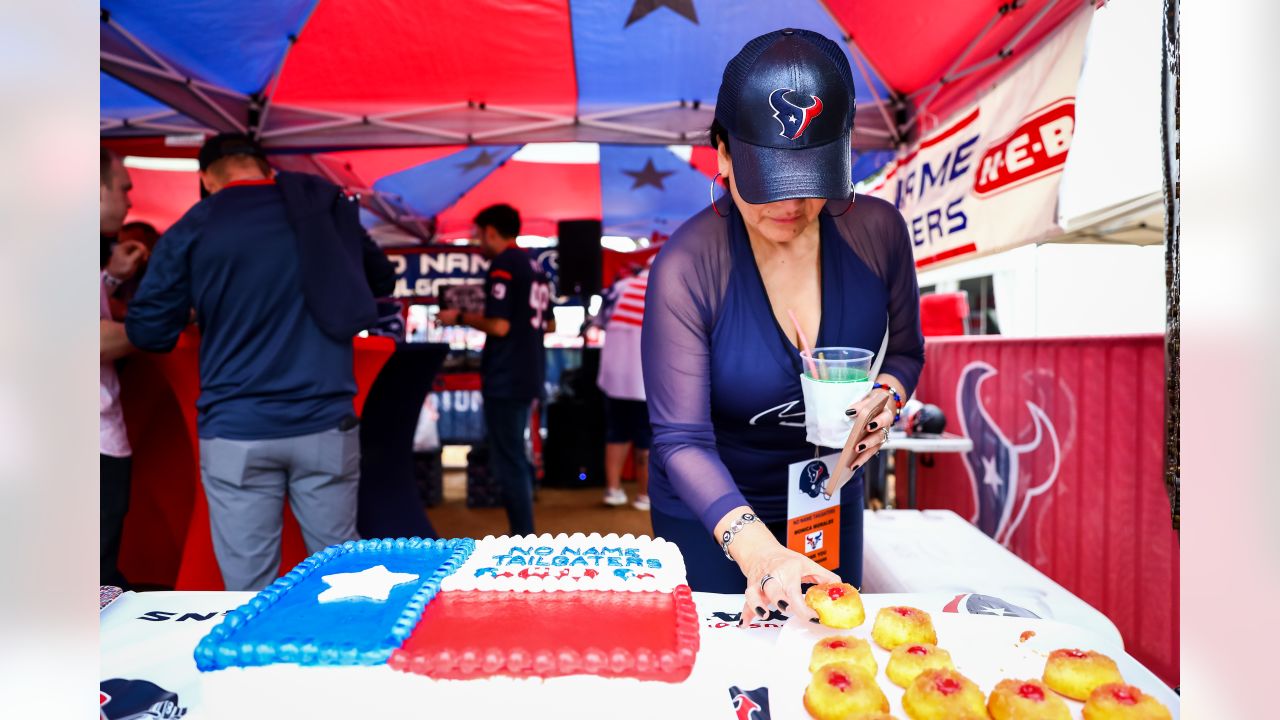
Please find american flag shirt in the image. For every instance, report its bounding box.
[597,269,648,401]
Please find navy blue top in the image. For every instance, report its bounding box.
[642,197,925,533]
[126,181,357,440]
[481,246,551,400]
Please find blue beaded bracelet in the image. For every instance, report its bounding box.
[872,382,903,421]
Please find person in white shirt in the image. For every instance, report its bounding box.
[595,262,652,511]
[99,148,148,587]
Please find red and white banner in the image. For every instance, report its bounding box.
[868,8,1092,270]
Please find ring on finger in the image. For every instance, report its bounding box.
[882,427,890,444]
[759,574,775,593]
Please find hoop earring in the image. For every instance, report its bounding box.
[825,188,856,218]
[710,172,727,218]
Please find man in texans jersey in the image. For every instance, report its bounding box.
[438,204,552,534]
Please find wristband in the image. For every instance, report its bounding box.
[872,382,904,422]
[103,273,124,291]
[720,512,758,561]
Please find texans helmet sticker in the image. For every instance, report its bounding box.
[769,89,824,140]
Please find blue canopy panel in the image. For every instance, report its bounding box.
[101,73,171,119]
[569,0,888,118]
[103,0,317,93]
[600,145,711,237]
[851,150,895,185]
[374,146,522,220]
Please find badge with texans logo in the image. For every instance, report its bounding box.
[786,453,841,570]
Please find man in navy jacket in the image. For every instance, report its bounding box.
[126,133,395,590]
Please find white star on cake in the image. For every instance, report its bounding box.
[317,565,420,603]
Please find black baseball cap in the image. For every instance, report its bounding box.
[715,28,856,204]
[197,132,267,171]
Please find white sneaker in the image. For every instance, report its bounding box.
[632,494,650,512]
[603,488,628,506]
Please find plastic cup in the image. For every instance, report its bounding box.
[798,347,875,448]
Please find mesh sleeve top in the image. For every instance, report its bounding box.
[641,195,925,534]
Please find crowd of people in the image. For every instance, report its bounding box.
[98,135,567,591]
[101,29,923,611]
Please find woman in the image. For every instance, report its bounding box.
[641,28,925,622]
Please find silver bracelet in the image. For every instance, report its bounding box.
[720,512,758,561]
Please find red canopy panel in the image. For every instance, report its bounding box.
[271,0,579,115]
[125,166,201,233]
[826,0,1083,128]
[320,147,461,186]
[434,160,601,240]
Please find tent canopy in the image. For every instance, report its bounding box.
[102,0,1087,240]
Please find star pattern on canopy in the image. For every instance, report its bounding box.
[458,150,498,173]
[625,0,699,28]
[316,565,420,603]
[623,158,675,190]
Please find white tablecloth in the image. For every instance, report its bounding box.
[861,509,1123,646]
[101,587,1169,718]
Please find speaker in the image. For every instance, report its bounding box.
[557,219,602,296]
[543,347,605,488]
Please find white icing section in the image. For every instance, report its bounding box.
[440,533,687,593]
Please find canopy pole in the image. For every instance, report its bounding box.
[253,0,324,139]
[369,117,469,142]
[905,0,1070,131]
[470,118,575,142]
[811,0,898,96]
[847,46,901,146]
[259,116,363,141]
[103,16,247,132]
[578,118,684,142]
[903,6,1006,135]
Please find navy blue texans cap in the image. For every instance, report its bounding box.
[715,28,855,204]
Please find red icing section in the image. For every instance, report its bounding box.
[827,640,848,649]
[826,586,846,601]
[894,607,913,617]
[1018,683,1045,701]
[1112,687,1139,705]
[390,586,699,682]
[935,676,961,696]
[1065,649,1088,659]
[907,645,928,656]
[827,671,851,692]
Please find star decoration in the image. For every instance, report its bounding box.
[316,565,420,603]
[981,455,1003,489]
[458,150,496,173]
[623,158,675,190]
[979,604,1010,616]
[625,0,698,27]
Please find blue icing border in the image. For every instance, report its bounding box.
[194,537,474,671]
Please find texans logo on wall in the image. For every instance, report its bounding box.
[728,685,771,720]
[99,679,187,720]
[956,361,1061,546]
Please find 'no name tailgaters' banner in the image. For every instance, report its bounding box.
[386,246,560,302]
[868,8,1092,270]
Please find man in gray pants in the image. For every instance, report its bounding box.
[126,134,396,590]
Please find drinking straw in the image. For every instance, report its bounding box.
[787,309,821,379]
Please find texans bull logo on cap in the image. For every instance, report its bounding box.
[768,88,824,140]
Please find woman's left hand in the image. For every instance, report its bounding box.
[826,387,896,496]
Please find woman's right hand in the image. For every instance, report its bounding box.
[718,507,840,624]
